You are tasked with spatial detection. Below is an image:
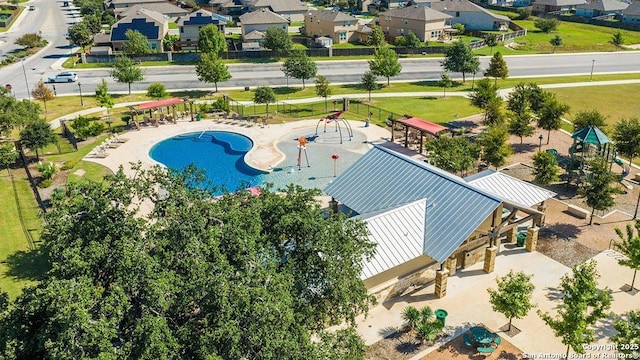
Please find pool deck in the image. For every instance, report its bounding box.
[84,118,392,178]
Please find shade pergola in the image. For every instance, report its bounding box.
[390,117,450,154]
[128,97,194,129]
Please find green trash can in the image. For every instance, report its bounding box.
[196,113,202,121]
[517,232,527,247]
[435,309,448,327]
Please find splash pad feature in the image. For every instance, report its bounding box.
[314,111,354,144]
[297,136,310,170]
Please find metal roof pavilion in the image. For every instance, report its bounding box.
[397,117,449,136]
[136,97,186,110]
[465,169,557,207]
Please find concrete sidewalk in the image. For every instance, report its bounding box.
[355,247,638,358]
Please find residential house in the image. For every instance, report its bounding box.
[304,10,361,44]
[427,0,511,31]
[531,0,587,14]
[110,8,169,51]
[242,29,266,49]
[241,0,308,22]
[105,0,167,12]
[324,145,552,300]
[575,0,628,17]
[621,0,640,22]
[116,3,189,19]
[239,8,288,38]
[176,9,227,49]
[208,0,242,15]
[379,5,452,42]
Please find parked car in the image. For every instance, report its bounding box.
[28,5,35,10]
[48,72,78,83]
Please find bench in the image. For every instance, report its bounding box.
[477,346,495,354]
[566,204,590,219]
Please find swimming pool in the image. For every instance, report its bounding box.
[149,131,264,194]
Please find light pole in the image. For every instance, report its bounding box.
[21,59,30,100]
[78,82,83,106]
[590,59,595,82]
[538,134,544,151]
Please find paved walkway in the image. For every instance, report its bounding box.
[356,247,638,359]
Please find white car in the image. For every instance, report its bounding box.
[48,72,78,83]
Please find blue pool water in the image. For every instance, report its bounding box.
[149,131,264,194]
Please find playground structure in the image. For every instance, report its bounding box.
[563,125,631,188]
[297,136,310,170]
[314,111,354,144]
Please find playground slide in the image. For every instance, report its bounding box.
[614,157,633,190]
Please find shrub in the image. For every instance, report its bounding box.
[38,179,53,188]
[517,8,531,20]
[36,161,56,180]
[15,33,47,49]
[534,18,559,33]
[72,116,106,139]
[60,160,79,171]
[452,23,465,35]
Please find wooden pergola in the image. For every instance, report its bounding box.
[390,117,450,153]
[128,98,194,130]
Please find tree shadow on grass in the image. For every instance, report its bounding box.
[273,87,302,96]
[3,246,50,282]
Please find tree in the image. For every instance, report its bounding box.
[426,136,480,176]
[0,142,18,174]
[538,260,612,358]
[403,31,422,48]
[368,46,402,86]
[484,51,508,85]
[315,75,331,111]
[31,80,55,114]
[254,86,276,118]
[146,82,167,100]
[579,157,619,225]
[263,27,292,54]
[67,22,93,52]
[487,271,535,332]
[550,35,563,53]
[110,55,144,95]
[537,93,570,144]
[611,30,624,49]
[484,33,498,54]
[533,150,560,185]
[122,29,151,55]
[613,220,640,292]
[437,72,452,98]
[82,14,101,34]
[484,96,505,127]
[197,24,227,55]
[95,79,114,121]
[163,34,180,52]
[367,24,386,47]
[469,78,500,110]
[195,53,232,92]
[534,18,559,33]
[441,41,479,83]
[15,33,47,49]
[281,51,317,89]
[573,110,607,132]
[612,310,640,354]
[479,125,511,169]
[361,71,379,101]
[516,7,531,20]
[0,92,41,137]
[19,119,57,161]
[612,117,640,165]
[0,166,376,359]
[508,108,534,144]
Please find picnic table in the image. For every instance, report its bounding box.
[470,326,496,344]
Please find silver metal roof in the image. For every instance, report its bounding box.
[357,199,426,280]
[465,169,556,208]
[325,146,502,265]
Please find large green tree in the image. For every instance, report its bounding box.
[0,91,41,137]
[19,119,57,160]
[533,150,560,185]
[484,51,508,85]
[441,41,479,83]
[479,125,512,169]
[487,270,535,332]
[537,93,570,144]
[573,109,607,132]
[263,27,292,54]
[66,22,93,52]
[95,79,114,120]
[0,166,376,359]
[254,86,276,118]
[579,157,619,225]
[367,24,386,47]
[508,107,534,144]
[469,78,499,110]
[613,117,640,165]
[368,46,402,86]
[539,260,612,358]
[197,24,227,55]
[426,136,480,176]
[122,29,152,55]
[360,71,379,101]
[612,310,640,354]
[195,52,232,92]
[110,55,144,95]
[281,51,317,89]
[484,33,498,54]
[614,220,640,292]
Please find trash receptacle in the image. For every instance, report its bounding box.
[196,113,202,121]
[435,309,448,327]
[517,232,526,247]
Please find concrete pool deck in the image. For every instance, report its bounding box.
[83,117,392,179]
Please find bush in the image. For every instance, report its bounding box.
[517,8,531,20]
[60,160,79,171]
[36,161,56,180]
[72,116,106,139]
[38,179,53,188]
[452,23,465,35]
[534,18,559,33]
[211,98,229,112]
[15,33,47,49]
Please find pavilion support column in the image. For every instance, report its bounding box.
[493,236,502,254]
[483,246,497,274]
[434,269,449,298]
[535,202,547,227]
[391,120,395,141]
[445,257,456,276]
[190,103,194,121]
[506,220,517,244]
[526,226,539,252]
[172,105,177,123]
[419,131,424,154]
[404,127,409,148]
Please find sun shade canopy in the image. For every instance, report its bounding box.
[397,117,449,136]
